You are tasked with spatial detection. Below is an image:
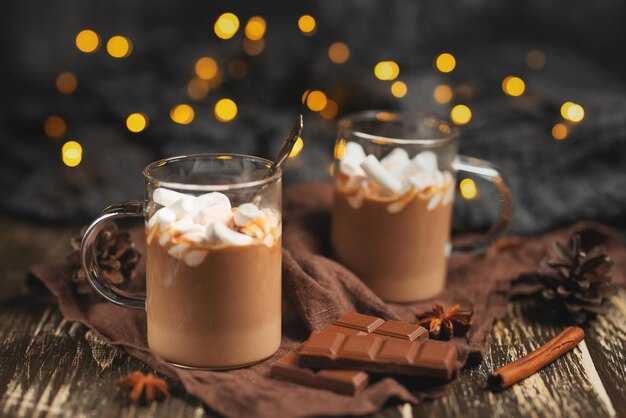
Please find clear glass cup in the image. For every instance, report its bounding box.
[331,111,512,302]
[80,154,282,369]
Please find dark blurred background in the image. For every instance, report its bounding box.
[1,0,625,234]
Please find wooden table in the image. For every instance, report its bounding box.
[0,217,624,418]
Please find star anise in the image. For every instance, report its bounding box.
[416,304,473,340]
[117,371,170,402]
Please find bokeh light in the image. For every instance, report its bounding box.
[243,38,266,56]
[298,15,316,35]
[106,36,132,58]
[289,137,304,158]
[502,76,526,97]
[328,42,350,64]
[126,113,148,133]
[391,81,407,98]
[56,72,77,95]
[214,13,240,40]
[433,84,453,104]
[526,49,546,70]
[306,90,327,112]
[62,141,83,167]
[214,98,238,122]
[374,61,400,81]
[334,138,346,160]
[552,123,568,140]
[435,53,456,73]
[187,78,210,100]
[561,102,585,122]
[44,116,66,138]
[195,57,219,80]
[459,178,477,200]
[75,30,100,53]
[170,104,195,125]
[450,104,472,125]
[320,99,339,119]
[245,16,266,40]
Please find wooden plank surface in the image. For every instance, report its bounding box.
[0,217,624,418]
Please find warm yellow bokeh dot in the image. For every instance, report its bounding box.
[187,78,210,100]
[435,53,456,73]
[391,81,407,98]
[320,99,339,119]
[44,116,66,138]
[502,76,526,97]
[526,49,546,70]
[195,57,218,80]
[298,15,316,35]
[75,30,100,53]
[126,113,148,133]
[334,138,346,160]
[214,98,238,122]
[306,90,327,112]
[459,178,477,200]
[328,42,350,64]
[374,61,400,81]
[106,36,132,58]
[243,38,265,56]
[62,140,83,167]
[214,13,240,40]
[289,137,304,158]
[170,104,195,125]
[433,84,453,104]
[62,140,83,155]
[56,72,77,95]
[552,123,568,140]
[245,16,266,41]
[450,104,472,125]
[561,102,584,122]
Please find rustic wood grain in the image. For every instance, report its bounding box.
[0,217,624,417]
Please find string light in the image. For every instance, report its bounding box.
[44,116,66,138]
[214,13,240,40]
[289,137,304,158]
[195,57,219,80]
[306,90,327,111]
[320,99,339,119]
[298,15,316,35]
[435,53,456,73]
[526,49,546,70]
[561,102,584,122]
[75,30,100,53]
[391,81,407,98]
[170,104,195,125]
[450,104,472,125]
[62,141,83,167]
[433,84,453,104]
[56,72,77,95]
[126,113,148,133]
[242,38,265,56]
[334,138,346,160]
[106,36,132,58]
[187,78,210,100]
[459,178,477,200]
[552,123,568,140]
[374,61,400,81]
[214,98,238,122]
[245,16,266,40]
[502,76,526,97]
[328,42,350,64]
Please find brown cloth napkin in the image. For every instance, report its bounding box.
[29,182,626,418]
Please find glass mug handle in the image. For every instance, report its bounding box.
[80,200,146,309]
[451,155,513,254]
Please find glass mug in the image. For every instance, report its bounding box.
[331,111,512,302]
[80,154,282,369]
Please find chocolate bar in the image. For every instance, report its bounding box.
[270,312,430,394]
[298,332,457,380]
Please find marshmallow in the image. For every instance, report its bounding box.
[171,223,206,235]
[262,208,280,228]
[153,188,193,207]
[343,141,366,163]
[234,203,261,227]
[184,250,208,267]
[181,231,208,243]
[193,192,231,212]
[412,151,438,173]
[427,192,442,211]
[433,170,445,189]
[147,207,176,231]
[339,159,366,177]
[159,232,171,247]
[168,197,196,219]
[408,174,429,191]
[196,204,233,226]
[239,213,271,239]
[211,222,254,246]
[381,148,410,171]
[346,188,365,209]
[168,243,190,259]
[442,183,455,205]
[263,234,275,248]
[360,155,404,194]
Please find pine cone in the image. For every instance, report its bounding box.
[66,223,141,295]
[538,234,618,324]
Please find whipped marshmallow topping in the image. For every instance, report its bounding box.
[146,188,280,267]
[336,142,455,212]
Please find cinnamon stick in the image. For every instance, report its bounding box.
[487,326,584,390]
